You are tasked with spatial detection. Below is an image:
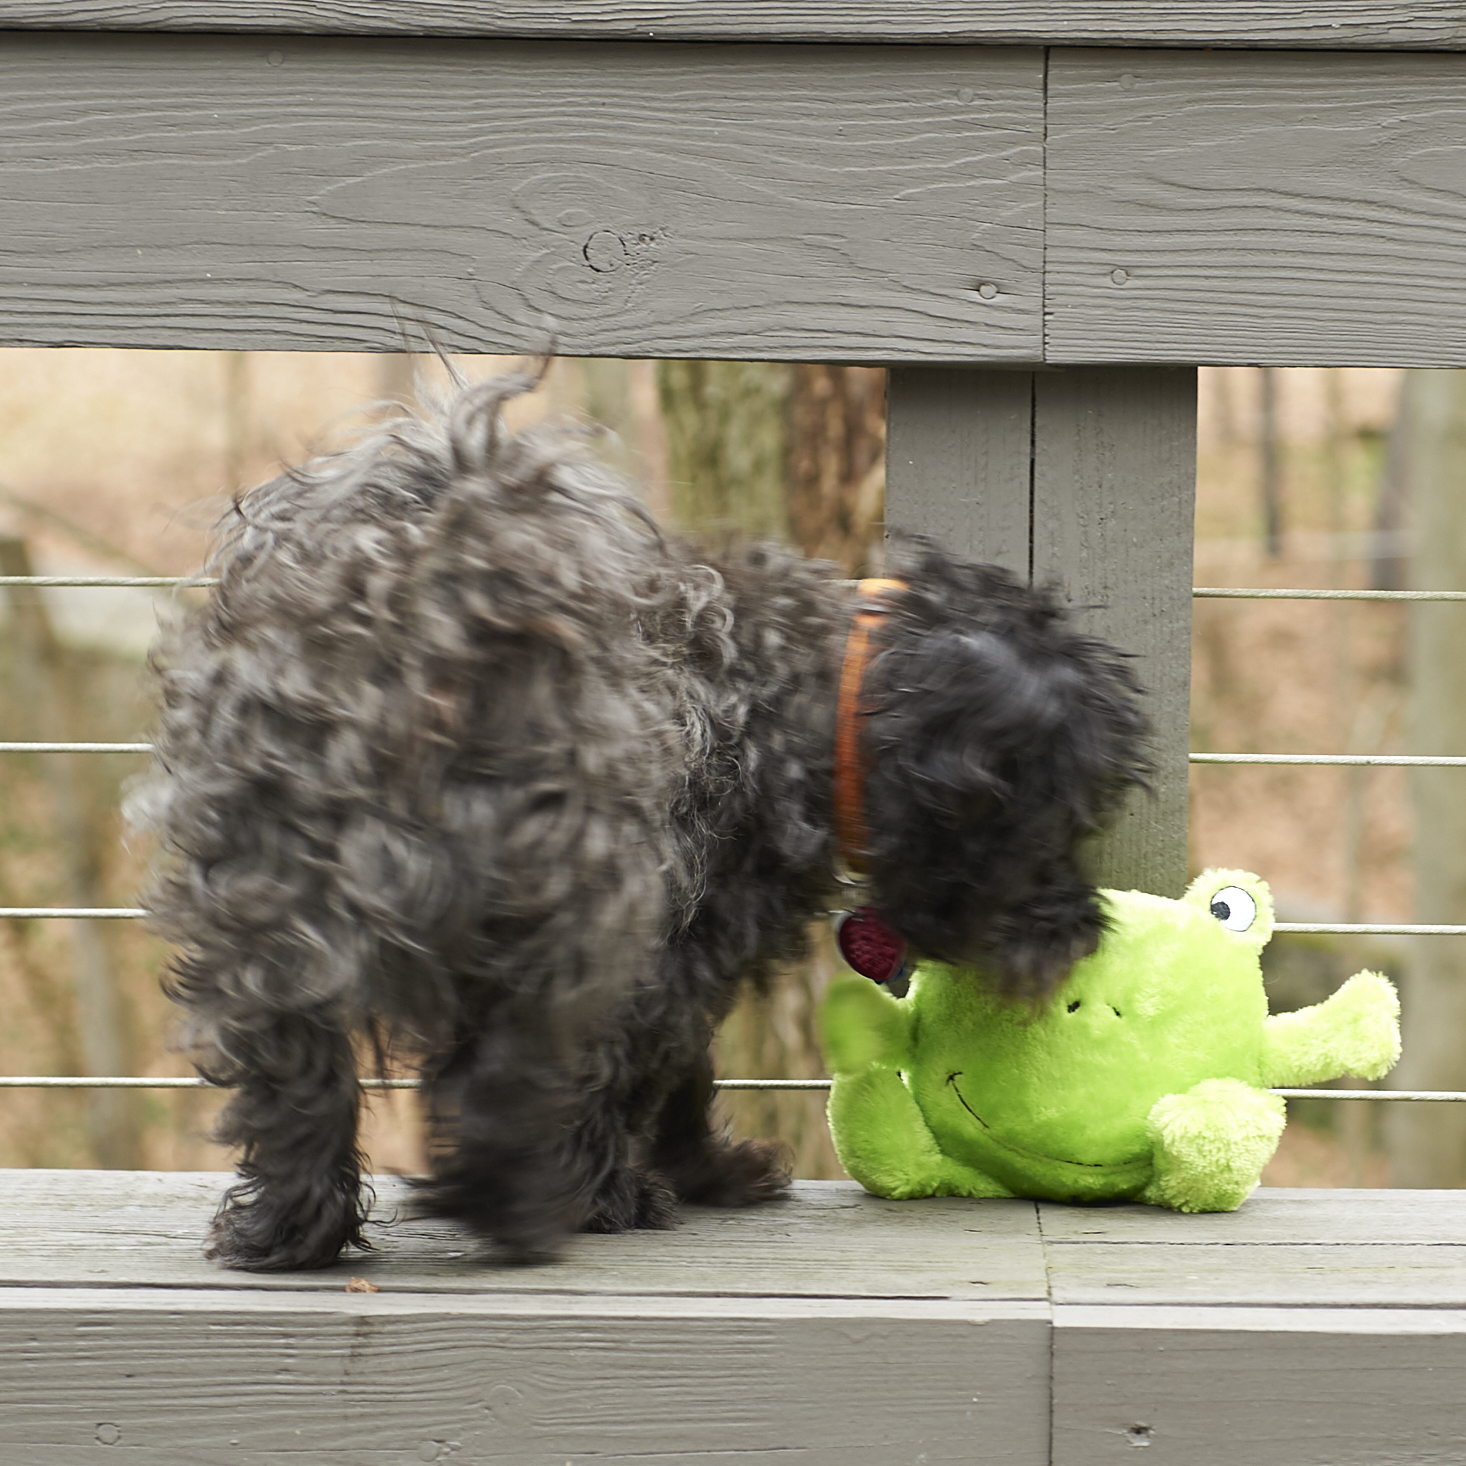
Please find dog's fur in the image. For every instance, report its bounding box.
[137,370,1149,1271]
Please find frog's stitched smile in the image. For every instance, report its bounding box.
[944,1071,1116,1172]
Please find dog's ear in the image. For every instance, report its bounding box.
[859,556,1150,1000]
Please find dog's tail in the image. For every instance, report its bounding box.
[138,371,685,1057]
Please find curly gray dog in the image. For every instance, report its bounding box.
[138,369,1149,1271]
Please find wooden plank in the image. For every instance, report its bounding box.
[8,2,1466,50]
[1045,1240,1466,1307]
[0,1173,1051,1300]
[1046,49,1466,367]
[1031,366,1196,895]
[885,368,1034,577]
[1039,1186,1466,1244]
[0,1287,1052,1466]
[1052,1305,1466,1466]
[0,32,1043,359]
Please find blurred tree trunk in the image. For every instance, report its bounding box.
[786,364,887,577]
[376,352,419,412]
[1391,370,1466,1186]
[658,360,792,539]
[656,361,888,1178]
[0,536,140,1167]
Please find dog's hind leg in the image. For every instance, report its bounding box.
[206,1008,368,1272]
[419,1022,602,1257]
[649,1050,792,1208]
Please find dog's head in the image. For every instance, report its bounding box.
[857,541,1151,1002]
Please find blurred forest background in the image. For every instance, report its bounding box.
[1,351,1463,1189]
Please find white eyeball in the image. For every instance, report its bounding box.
[1209,886,1258,933]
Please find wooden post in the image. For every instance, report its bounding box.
[886,366,1197,896]
[1394,368,1466,1186]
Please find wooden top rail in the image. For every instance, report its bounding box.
[7,2,1466,49]
[3,27,1464,364]
[2,1170,1464,1464]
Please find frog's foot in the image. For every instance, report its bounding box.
[1141,1078,1285,1213]
[829,1068,1012,1201]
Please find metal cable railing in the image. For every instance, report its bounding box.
[4,576,1464,1099]
[12,747,1466,766]
[0,575,214,588]
[0,1074,1452,1100]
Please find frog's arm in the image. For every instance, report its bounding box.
[828,1068,1013,1200]
[1141,1078,1286,1213]
[1261,971,1401,1088]
[820,977,1010,1200]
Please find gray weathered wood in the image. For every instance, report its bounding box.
[885,368,1034,578]
[1046,49,1466,367]
[1039,1185,1466,1244]
[0,1288,1052,1465]
[1031,367,1197,896]
[1045,1241,1466,1307]
[0,1172,1050,1299]
[886,366,1195,895]
[0,32,1043,360]
[1052,1305,1466,1466]
[8,2,1466,49]
[6,1174,1466,1461]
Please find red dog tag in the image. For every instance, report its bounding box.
[835,906,907,985]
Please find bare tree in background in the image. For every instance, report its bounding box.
[657,360,888,1177]
[1259,366,1283,556]
[659,360,793,540]
[1392,369,1466,1186]
[786,365,887,576]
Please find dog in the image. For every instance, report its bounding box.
[136,368,1149,1271]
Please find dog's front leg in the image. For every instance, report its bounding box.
[206,1008,368,1272]
[649,1050,792,1209]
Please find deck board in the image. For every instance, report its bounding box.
[3,1173,1466,1463]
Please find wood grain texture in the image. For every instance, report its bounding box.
[1052,1306,1466,1466]
[1045,1241,1466,1307]
[1039,1185,1466,1244]
[0,1173,1051,1299]
[0,32,1043,359]
[6,1174,1466,1460]
[7,2,1466,49]
[1031,366,1197,896]
[0,1287,1052,1466]
[885,368,1034,577]
[1046,49,1466,367]
[885,366,1194,893]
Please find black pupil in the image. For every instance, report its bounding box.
[1210,899,1231,922]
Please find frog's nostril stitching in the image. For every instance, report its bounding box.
[1111,1005,1123,1018]
[1067,1000,1081,1013]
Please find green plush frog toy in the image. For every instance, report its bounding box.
[820,869,1400,1212]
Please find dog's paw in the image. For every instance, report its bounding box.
[676,1138,793,1208]
[582,1166,678,1234]
[205,1182,367,1272]
[206,1209,357,1273]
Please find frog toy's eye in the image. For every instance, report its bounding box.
[1209,886,1258,933]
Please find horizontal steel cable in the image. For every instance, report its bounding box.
[1,577,1459,600]
[0,575,215,587]
[0,908,147,919]
[1194,588,1466,601]
[0,743,152,754]
[5,907,1462,935]
[0,1075,1459,1101]
[1191,753,1466,767]
[13,747,1466,765]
